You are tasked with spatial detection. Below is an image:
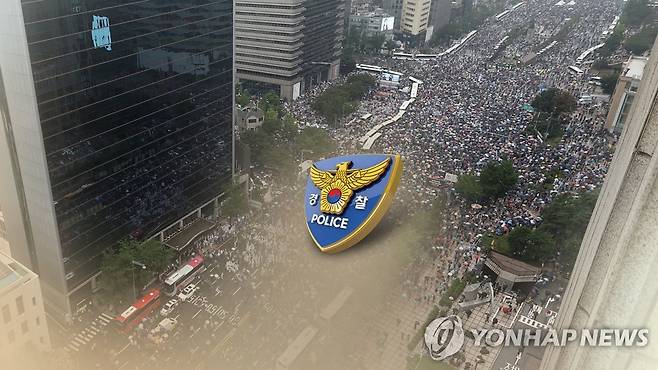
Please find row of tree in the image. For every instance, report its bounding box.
[238,92,336,175]
[600,0,656,59]
[455,160,519,203]
[99,239,175,302]
[505,190,599,271]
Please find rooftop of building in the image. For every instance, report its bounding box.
[487,251,542,277]
[624,55,649,80]
[0,252,35,292]
[352,8,392,18]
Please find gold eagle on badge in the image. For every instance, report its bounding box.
[309,158,390,215]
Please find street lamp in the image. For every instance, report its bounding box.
[131,260,147,300]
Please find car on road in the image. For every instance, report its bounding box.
[160,299,178,317]
[157,317,178,332]
[177,283,197,301]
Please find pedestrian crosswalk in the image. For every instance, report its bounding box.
[65,313,114,352]
[517,314,550,329]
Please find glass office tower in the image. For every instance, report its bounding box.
[0,0,233,322]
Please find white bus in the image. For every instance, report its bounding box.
[392,52,414,60]
[163,255,204,296]
[355,64,383,73]
[568,66,584,75]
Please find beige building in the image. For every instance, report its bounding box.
[235,0,345,101]
[400,0,432,41]
[0,208,8,256]
[236,103,265,131]
[605,55,649,133]
[540,39,658,370]
[0,252,51,363]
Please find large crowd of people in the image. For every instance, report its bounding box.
[288,0,622,245]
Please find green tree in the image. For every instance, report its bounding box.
[455,174,484,203]
[507,226,554,264]
[137,239,175,275]
[262,91,281,113]
[601,72,620,95]
[603,24,625,53]
[624,25,658,55]
[222,182,248,217]
[312,74,375,125]
[532,88,577,116]
[240,128,271,165]
[295,127,336,157]
[592,58,609,70]
[621,0,650,26]
[99,239,174,300]
[537,190,599,271]
[479,160,519,200]
[280,114,299,140]
[236,88,250,106]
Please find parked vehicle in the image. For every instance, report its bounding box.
[160,299,178,317]
[177,283,197,301]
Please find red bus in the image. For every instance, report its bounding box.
[163,255,204,296]
[115,288,161,332]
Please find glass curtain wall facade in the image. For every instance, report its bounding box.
[15,0,233,305]
[302,0,344,86]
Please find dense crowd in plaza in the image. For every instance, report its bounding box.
[288,0,622,243]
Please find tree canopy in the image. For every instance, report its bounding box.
[312,74,376,125]
[455,174,484,203]
[99,239,174,300]
[536,191,599,272]
[531,88,577,116]
[236,86,251,107]
[456,161,518,202]
[621,0,651,27]
[479,160,519,200]
[296,127,336,157]
[624,25,658,55]
[507,226,554,264]
[221,182,249,218]
[601,72,620,95]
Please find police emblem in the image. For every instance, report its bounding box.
[305,154,403,253]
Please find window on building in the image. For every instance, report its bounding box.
[21,321,28,334]
[8,330,15,343]
[36,317,40,326]
[2,305,10,323]
[16,296,24,315]
[32,297,37,307]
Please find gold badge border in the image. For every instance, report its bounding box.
[306,154,403,254]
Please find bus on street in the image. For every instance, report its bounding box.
[115,289,161,333]
[164,255,205,296]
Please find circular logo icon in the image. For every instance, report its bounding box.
[424,315,465,361]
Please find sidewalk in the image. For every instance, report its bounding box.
[360,258,447,370]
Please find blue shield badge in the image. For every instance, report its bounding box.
[305,154,403,253]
